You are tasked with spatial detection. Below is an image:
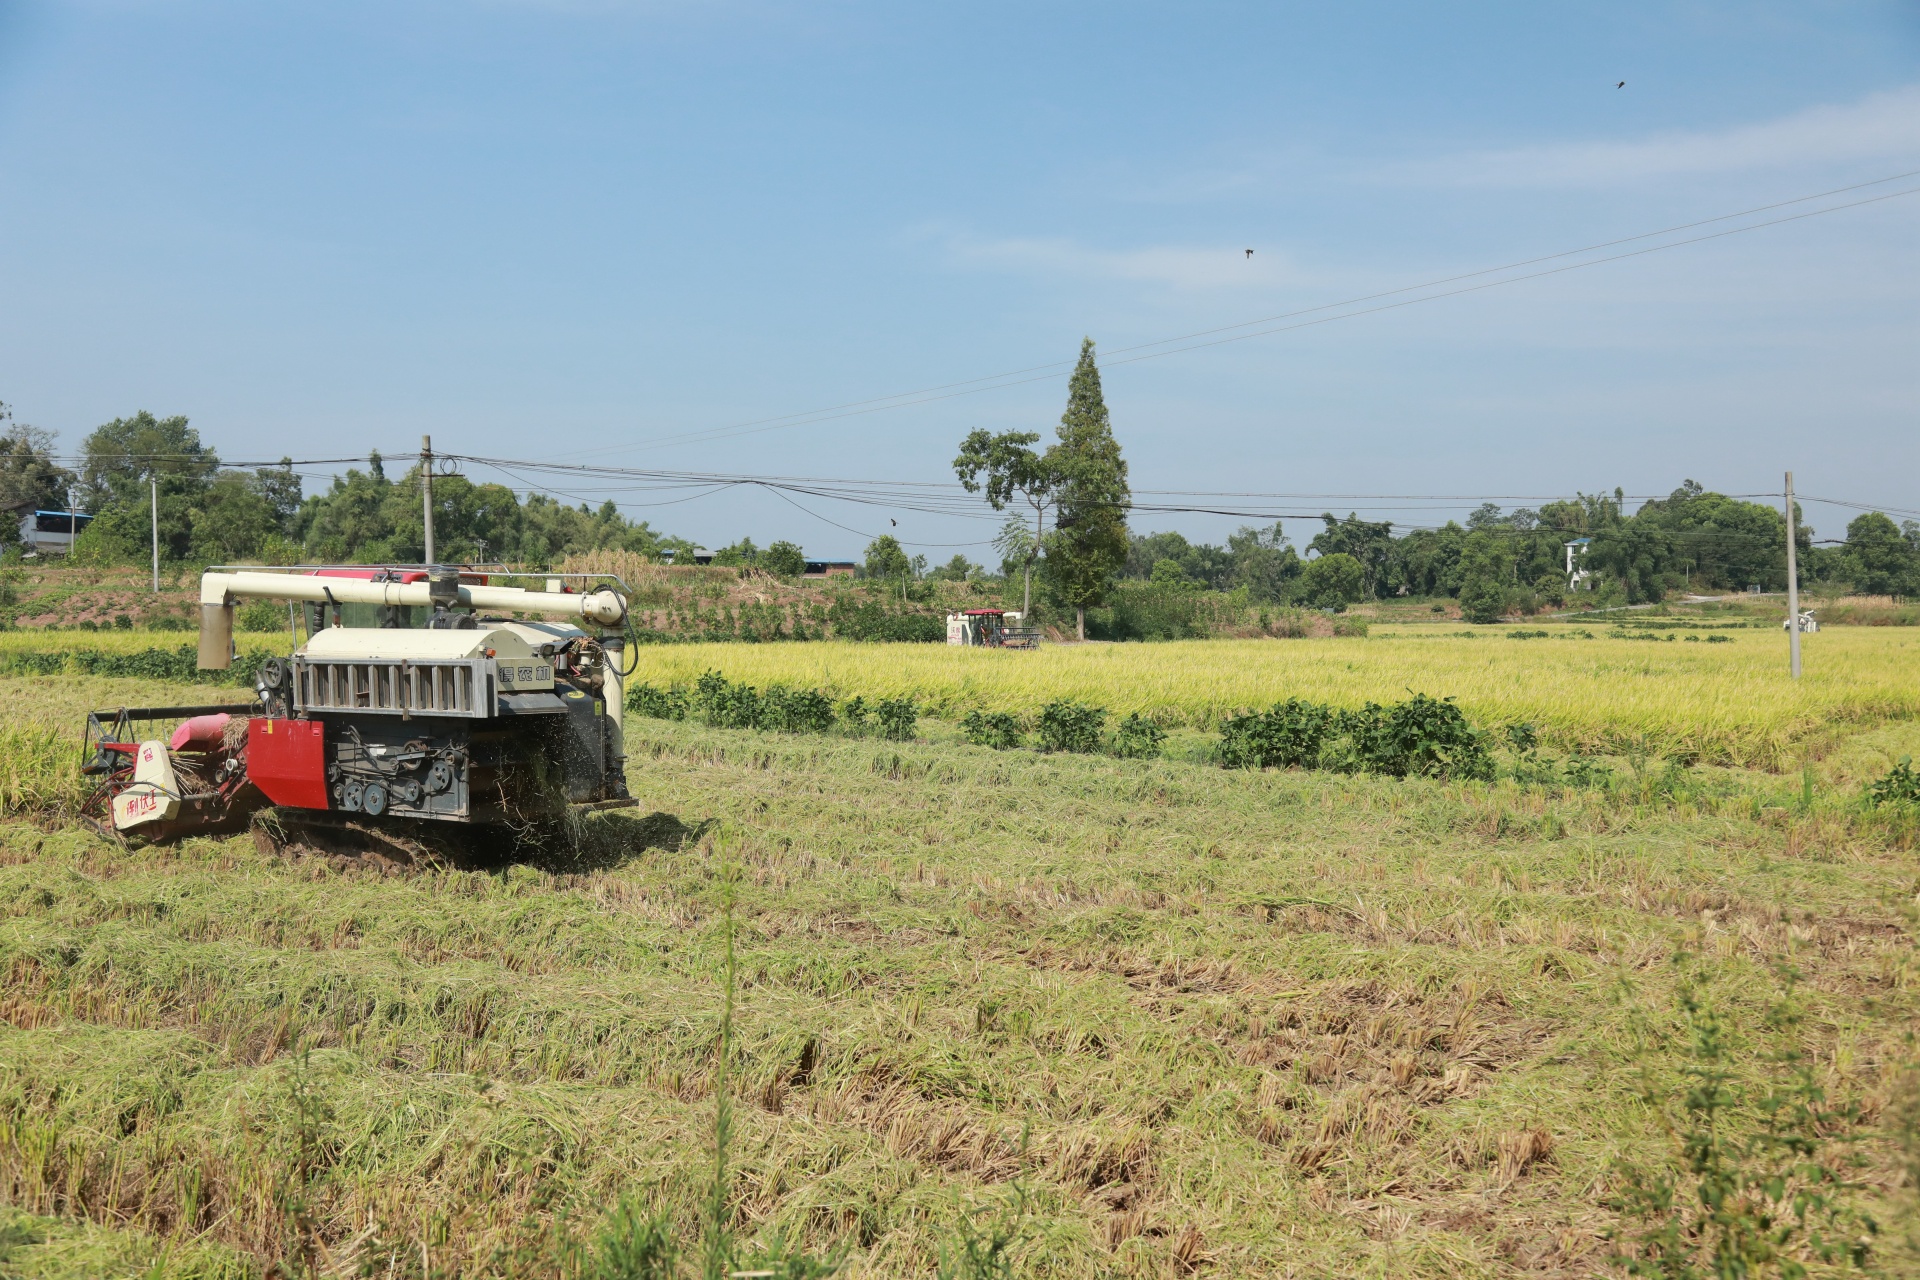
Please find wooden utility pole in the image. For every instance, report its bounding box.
[420,435,435,564]
[1784,471,1800,679]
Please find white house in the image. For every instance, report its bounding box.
[17,509,91,555]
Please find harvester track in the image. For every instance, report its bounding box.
[250,810,489,870]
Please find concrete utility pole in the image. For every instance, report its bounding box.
[1784,471,1800,679]
[421,434,435,566]
[150,475,159,592]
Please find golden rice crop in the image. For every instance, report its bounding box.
[631,625,1920,768]
[0,725,83,815]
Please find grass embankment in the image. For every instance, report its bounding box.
[0,663,1915,1277]
[630,627,1920,770]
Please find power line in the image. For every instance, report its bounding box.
[551,170,1920,457]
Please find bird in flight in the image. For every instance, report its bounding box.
[890,518,897,526]
[1245,249,1254,258]
[1616,81,1626,88]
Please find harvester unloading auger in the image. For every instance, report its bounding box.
[81,566,637,863]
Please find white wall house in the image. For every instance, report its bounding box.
[17,510,91,555]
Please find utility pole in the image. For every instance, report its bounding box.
[421,434,435,566]
[1784,471,1800,679]
[150,475,159,592]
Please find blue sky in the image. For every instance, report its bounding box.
[1,1,1915,557]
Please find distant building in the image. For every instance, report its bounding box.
[804,560,857,578]
[1564,537,1593,591]
[18,509,92,556]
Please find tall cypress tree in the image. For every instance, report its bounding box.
[1045,338,1130,640]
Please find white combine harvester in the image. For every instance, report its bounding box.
[83,565,637,861]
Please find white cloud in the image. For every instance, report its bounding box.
[1396,84,1920,187]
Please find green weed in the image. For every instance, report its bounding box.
[1608,961,1877,1277]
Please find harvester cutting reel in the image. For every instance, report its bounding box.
[82,565,641,862]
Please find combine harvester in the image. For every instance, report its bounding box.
[81,566,636,863]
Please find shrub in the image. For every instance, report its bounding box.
[693,670,763,729]
[1218,698,1335,770]
[1264,609,1310,638]
[962,709,1025,750]
[1561,754,1615,788]
[762,686,835,734]
[1037,700,1106,753]
[1219,694,1494,781]
[1331,694,1494,781]
[839,696,871,734]
[1087,581,1209,641]
[1110,712,1165,759]
[0,643,267,687]
[626,683,689,720]
[1868,756,1920,807]
[827,597,944,642]
[874,697,917,741]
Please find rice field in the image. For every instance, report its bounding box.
[629,625,1920,769]
[0,628,1916,1278]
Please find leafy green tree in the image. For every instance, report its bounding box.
[954,428,1059,615]
[1045,338,1130,640]
[1384,523,1467,597]
[1840,511,1918,596]
[1227,523,1301,602]
[1149,558,1197,589]
[709,537,760,568]
[1613,481,1803,596]
[927,554,976,582]
[762,540,807,578]
[1456,530,1512,623]
[992,515,1038,588]
[74,411,221,562]
[1295,552,1364,611]
[295,454,401,563]
[79,411,219,507]
[1124,529,1237,588]
[1309,514,1394,599]
[863,534,912,583]
[187,471,299,563]
[0,405,74,547]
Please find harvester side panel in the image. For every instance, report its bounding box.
[248,719,330,809]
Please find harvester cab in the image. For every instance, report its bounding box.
[83,565,637,860]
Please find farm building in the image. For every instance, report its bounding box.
[15,509,92,555]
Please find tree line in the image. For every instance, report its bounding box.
[939,345,1920,626]
[0,404,690,566]
[1118,485,1920,619]
[6,383,1916,621]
